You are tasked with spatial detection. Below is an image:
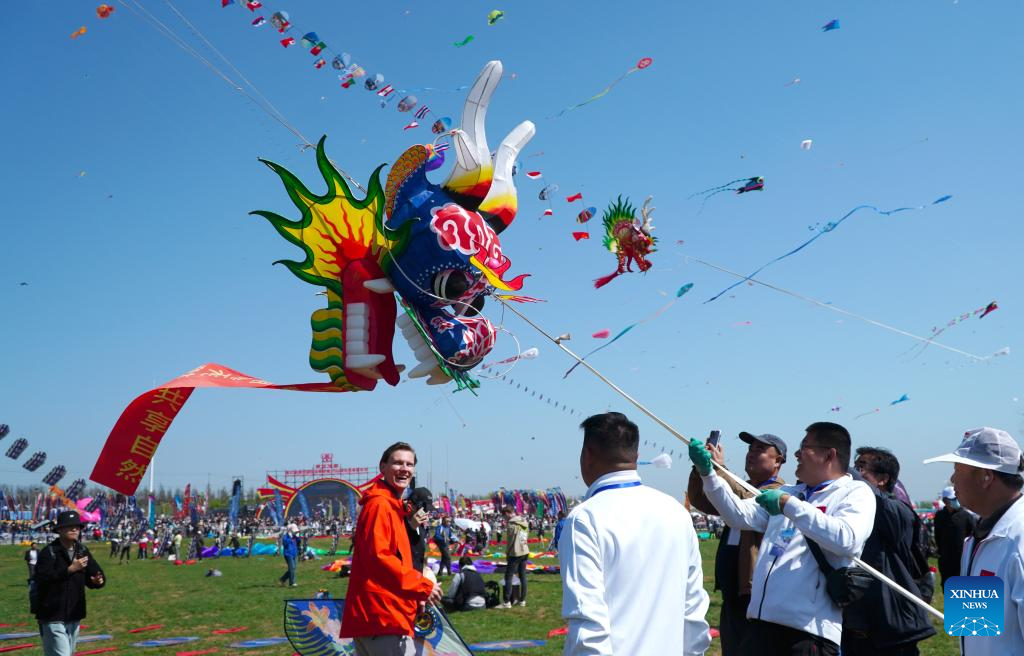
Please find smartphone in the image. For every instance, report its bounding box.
[706,430,722,448]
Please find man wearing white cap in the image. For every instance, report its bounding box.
[932,485,976,590]
[924,427,1024,656]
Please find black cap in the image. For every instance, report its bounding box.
[54,510,85,530]
[739,432,788,463]
[408,487,434,511]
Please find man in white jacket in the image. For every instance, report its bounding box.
[560,412,710,655]
[924,427,1024,656]
[689,421,875,656]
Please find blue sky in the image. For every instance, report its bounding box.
[1,1,1021,501]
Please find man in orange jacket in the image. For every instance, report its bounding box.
[341,441,442,655]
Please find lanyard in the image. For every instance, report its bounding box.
[589,481,642,498]
[756,476,778,489]
[799,479,835,501]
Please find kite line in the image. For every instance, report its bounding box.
[492,295,943,623]
[685,256,988,361]
[119,0,367,190]
[703,198,953,304]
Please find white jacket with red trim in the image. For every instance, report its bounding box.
[701,472,875,646]
[958,494,1024,656]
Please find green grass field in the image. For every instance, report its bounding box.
[0,538,959,655]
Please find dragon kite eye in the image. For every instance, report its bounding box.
[432,270,471,301]
[458,294,485,317]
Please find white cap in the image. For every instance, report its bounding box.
[941,486,956,500]
[924,427,1024,475]
[288,523,299,533]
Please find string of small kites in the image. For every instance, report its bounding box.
[220,0,458,134]
[0,423,101,512]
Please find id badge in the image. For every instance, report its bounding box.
[768,527,796,559]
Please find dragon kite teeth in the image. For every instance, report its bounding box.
[89,61,540,495]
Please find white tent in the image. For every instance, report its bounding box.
[453,517,492,533]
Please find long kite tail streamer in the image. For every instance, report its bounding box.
[90,363,352,495]
[564,283,693,377]
[900,299,1000,360]
[704,197,952,304]
[688,177,764,214]
[551,57,652,118]
[687,178,751,200]
[493,295,945,624]
[564,324,638,377]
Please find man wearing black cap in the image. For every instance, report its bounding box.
[687,432,787,656]
[33,510,106,656]
[690,421,876,656]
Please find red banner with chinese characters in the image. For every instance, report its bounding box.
[90,363,349,495]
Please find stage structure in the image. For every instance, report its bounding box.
[258,453,378,523]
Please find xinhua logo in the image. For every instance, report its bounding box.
[944,576,1004,637]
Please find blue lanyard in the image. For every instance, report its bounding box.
[589,481,641,498]
[800,479,835,501]
[756,476,778,489]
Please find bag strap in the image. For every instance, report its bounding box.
[804,537,836,575]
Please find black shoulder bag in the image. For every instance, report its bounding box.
[805,538,873,607]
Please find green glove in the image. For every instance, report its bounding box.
[688,441,714,476]
[756,489,787,516]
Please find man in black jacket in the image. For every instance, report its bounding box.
[843,448,934,656]
[403,486,433,573]
[932,485,976,589]
[34,511,106,656]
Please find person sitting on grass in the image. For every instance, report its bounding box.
[443,556,487,612]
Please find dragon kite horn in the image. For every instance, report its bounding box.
[640,195,655,235]
[478,120,535,234]
[442,61,503,210]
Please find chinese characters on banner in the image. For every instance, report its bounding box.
[90,363,351,495]
[283,466,371,477]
